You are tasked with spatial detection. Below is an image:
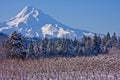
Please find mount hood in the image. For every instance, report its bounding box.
[0,6,94,39]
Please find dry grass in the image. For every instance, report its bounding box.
[0,48,120,80]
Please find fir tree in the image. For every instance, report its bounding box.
[92,34,102,55]
[106,32,111,41]
[27,39,35,58]
[111,32,117,46]
[5,31,27,59]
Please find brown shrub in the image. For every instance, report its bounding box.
[0,49,119,80]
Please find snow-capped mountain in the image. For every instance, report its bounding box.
[0,6,94,39]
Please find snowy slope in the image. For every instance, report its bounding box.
[0,6,94,39]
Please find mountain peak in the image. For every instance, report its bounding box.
[6,6,42,27]
[0,6,94,39]
[15,6,41,18]
[22,6,33,13]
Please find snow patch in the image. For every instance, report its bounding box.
[26,28,32,32]
[18,28,23,32]
[33,10,39,21]
[83,32,94,37]
[57,27,70,37]
[7,14,28,27]
[41,24,58,38]
[0,27,12,32]
[25,33,34,38]
[35,32,39,37]
[15,6,33,18]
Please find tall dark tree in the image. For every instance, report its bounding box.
[92,34,102,55]
[81,35,87,47]
[33,41,40,58]
[46,39,54,55]
[85,37,92,56]
[102,32,111,47]
[27,39,35,58]
[111,32,117,46]
[106,32,111,41]
[5,31,27,59]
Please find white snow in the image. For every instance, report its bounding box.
[7,13,28,27]
[41,24,77,38]
[18,28,23,32]
[6,6,40,27]
[15,6,31,18]
[26,28,32,32]
[83,32,94,37]
[25,33,34,38]
[41,24,58,38]
[33,10,39,21]
[57,27,70,38]
[55,24,58,27]
[35,32,39,37]
[0,27,10,32]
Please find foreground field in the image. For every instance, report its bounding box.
[0,49,120,80]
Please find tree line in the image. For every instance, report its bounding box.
[4,31,120,59]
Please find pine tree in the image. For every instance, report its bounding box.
[92,34,102,55]
[46,39,53,56]
[106,32,111,41]
[102,33,112,54]
[27,39,35,58]
[33,41,40,58]
[5,31,27,59]
[85,37,92,56]
[111,32,117,46]
[39,38,48,57]
[81,35,87,47]
[101,32,111,47]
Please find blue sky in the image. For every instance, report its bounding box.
[0,0,120,35]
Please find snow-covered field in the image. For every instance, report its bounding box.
[0,48,120,80]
